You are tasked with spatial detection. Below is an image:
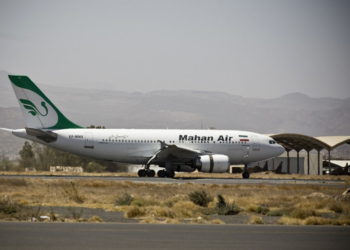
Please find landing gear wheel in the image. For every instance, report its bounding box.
[157,170,166,178]
[146,169,155,177]
[242,172,250,179]
[166,171,175,178]
[138,169,147,177]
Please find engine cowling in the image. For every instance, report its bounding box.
[195,154,230,173]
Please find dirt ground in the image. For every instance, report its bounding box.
[0,174,349,225]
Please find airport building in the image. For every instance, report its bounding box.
[251,134,350,175]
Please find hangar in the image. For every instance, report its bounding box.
[260,134,350,175]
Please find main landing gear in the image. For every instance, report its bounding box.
[137,168,175,178]
[137,169,155,177]
[157,169,175,178]
[242,164,250,179]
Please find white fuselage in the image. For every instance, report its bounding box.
[12,128,285,165]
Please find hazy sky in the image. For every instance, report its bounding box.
[0,0,349,98]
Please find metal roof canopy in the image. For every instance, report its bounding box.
[271,133,350,152]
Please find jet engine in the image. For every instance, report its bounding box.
[195,154,230,173]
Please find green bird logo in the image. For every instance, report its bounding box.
[20,99,48,117]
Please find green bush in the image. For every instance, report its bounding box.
[189,190,213,207]
[216,195,240,215]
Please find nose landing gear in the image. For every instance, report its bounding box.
[242,171,250,179]
[242,164,250,179]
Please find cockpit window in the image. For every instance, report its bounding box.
[269,140,276,144]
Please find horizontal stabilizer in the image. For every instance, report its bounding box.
[0,128,13,133]
[25,127,57,143]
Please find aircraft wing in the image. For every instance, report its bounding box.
[147,142,206,165]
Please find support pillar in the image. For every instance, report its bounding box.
[328,150,331,175]
[287,150,290,174]
[307,150,310,175]
[317,150,320,175]
[296,151,300,174]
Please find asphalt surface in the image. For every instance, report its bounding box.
[0,174,345,185]
[0,222,349,250]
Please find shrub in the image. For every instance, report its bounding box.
[125,206,146,218]
[49,209,58,221]
[115,193,134,206]
[172,201,199,218]
[278,216,303,225]
[328,201,343,214]
[249,205,269,215]
[249,215,263,224]
[164,195,185,208]
[131,198,159,207]
[88,216,103,222]
[266,209,283,217]
[189,190,212,207]
[62,182,85,203]
[304,216,332,225]
[290,208,316,219]
[215,195,240,215]
[216,194,226,208]
[152,206,175,218]
[28,205,43,220]
[257,206,269,215]
[0,196,21,214]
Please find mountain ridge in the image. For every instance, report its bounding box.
[1,72,349,158]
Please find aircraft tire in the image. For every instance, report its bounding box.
[157,170,166,178]
[242,172,250,179]
[146,169,155,177]
[166,171,175,178]
[138,169,147,177]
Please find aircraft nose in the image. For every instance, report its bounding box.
[276,144,285,155]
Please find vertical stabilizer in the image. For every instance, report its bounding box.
[8,75,81,129]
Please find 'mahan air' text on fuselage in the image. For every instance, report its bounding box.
[179,134,237,142]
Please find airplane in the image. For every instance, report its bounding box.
[0,75,285,179]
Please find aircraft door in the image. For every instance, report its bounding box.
[242,145,250,161]
[84,132,94,149]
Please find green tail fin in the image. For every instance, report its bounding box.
[9,75,82,129]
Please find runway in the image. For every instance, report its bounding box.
[0,174,345,185]
[0,222,349,250]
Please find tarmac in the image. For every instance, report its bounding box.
[0,222,349,250]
